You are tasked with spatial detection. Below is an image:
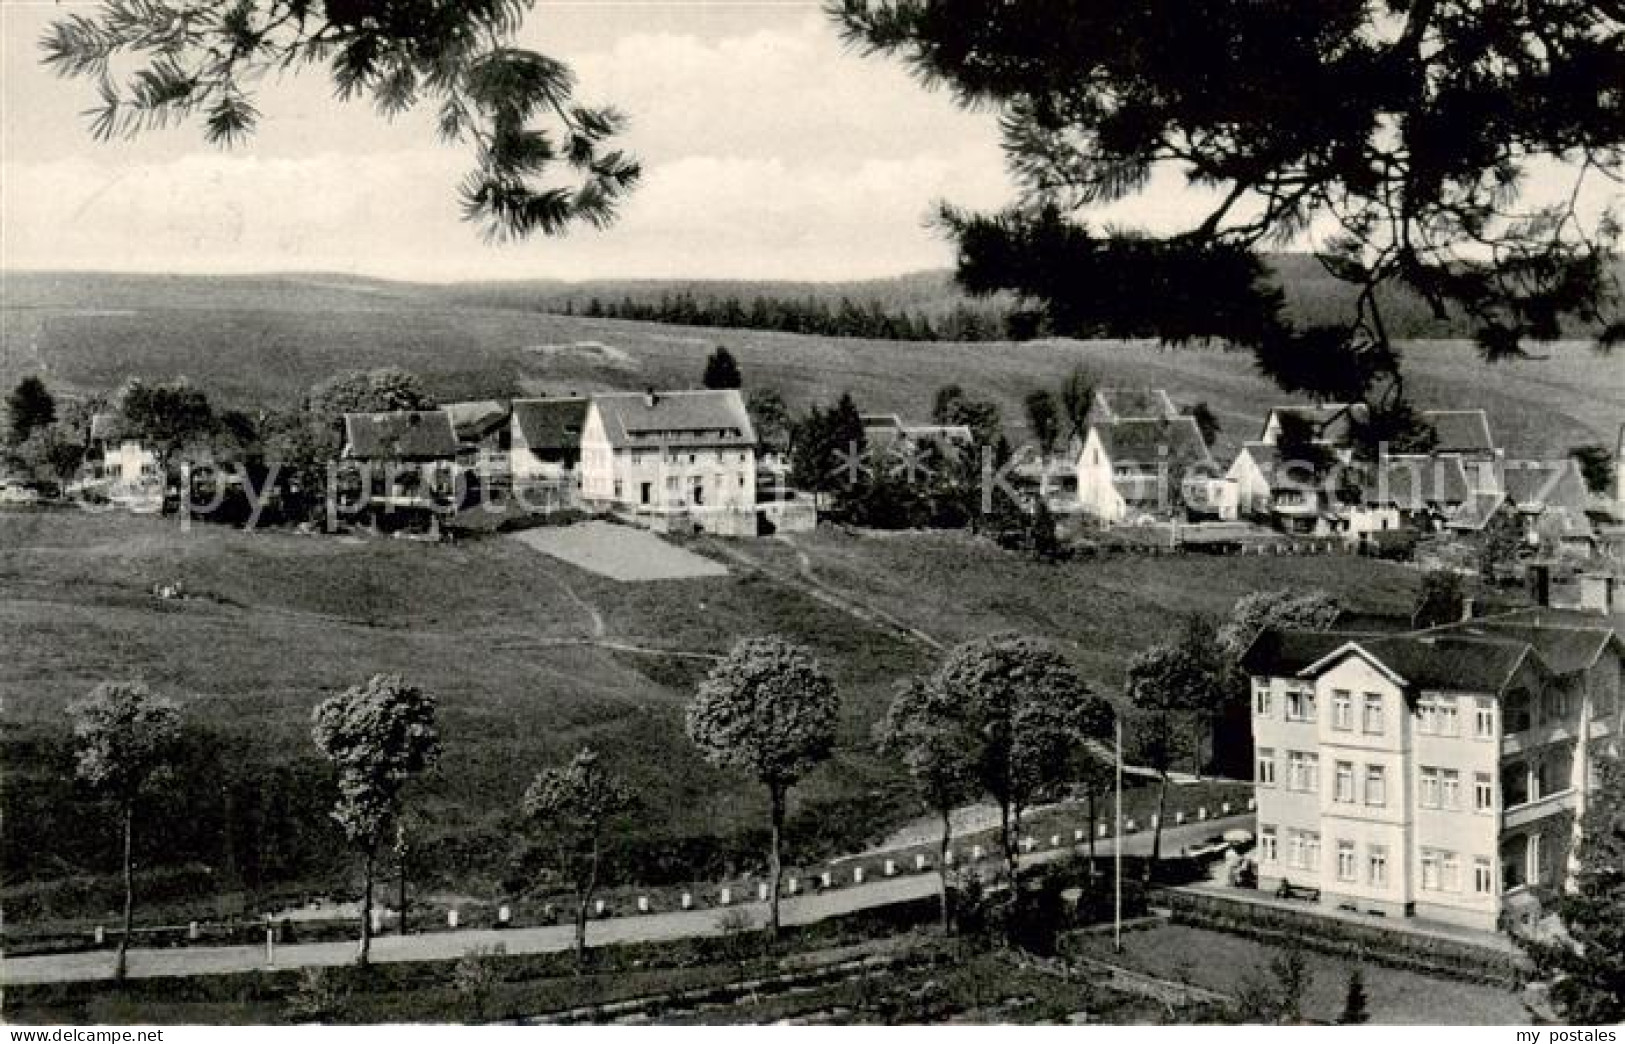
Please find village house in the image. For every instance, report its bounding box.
[338,410,460,515]
[443,400,512,488]
[1359,454,1471,534]
[1075,415,1217,523]
[1244,599,1623,934]
[1424,409,1501,491]
[509,396,590,493]
[1258,403,1370,461]
[578,389,759,534]
[1220,441,1359,535]
[78,412,164,512]
[1448,459,1595,557]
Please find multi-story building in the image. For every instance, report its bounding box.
[1243,606,1623,932]
[578,389,758,531]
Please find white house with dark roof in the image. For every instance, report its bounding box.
[1244,606,1623,932]
[1259,403,1370,459]
[1360,454,1472,532]
[510,397,590,489]
[579,389,758,525]
[339,410,460,512]
[79,411,164,511]
[1075,415,1217,523]
[443,400,512,485]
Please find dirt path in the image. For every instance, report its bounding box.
[704,538,944,652]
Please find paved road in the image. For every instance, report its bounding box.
[2,815,1252,986]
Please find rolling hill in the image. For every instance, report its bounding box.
[1,269,1620,457]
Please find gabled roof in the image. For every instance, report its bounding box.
[1093,388,1178,421]
[1502,459,1590,513]
[1423,410,1496,454]
[1363,454,1470,509]
[90,412,132,443]
[443,400,510,441]
[1440,619,1617,675]
[1447,491,1510,532]
[342,410,459,460]
[1090,416,1215,472]
[1304,634,1536,694]
[1240,628,1368,678]
[591,389,756,450]
[512,397,590,453]
[1262,403,1369,445]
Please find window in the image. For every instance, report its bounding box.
[1334,761,1355,803]
[1369,846,1388,887]
[1419,695,1437,735]
[1260,826,1278,863]
[1256,748,1277,786]
[1285,688,1317,723]
[1421,849,1441,891]
[1505,689,1532,733]
[1363,692,1385,734]
[1288,751,1319,793]
[1475,772,1495,813]
[1443,852,1461,892]
[1254,685,1273,717]
[1333,689,1353,730]
[1305,832,1321,870]
[1365,765,1387,806]
[1475,857,1494,895]
[1475,697,1496,739]
[1337,841,1356,881]
[1528,833,1545,886]
[1420,766,1440,809]
[1441,769,1461,809]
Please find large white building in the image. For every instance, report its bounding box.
[1244,606,1623,932]
[579,389,758,529]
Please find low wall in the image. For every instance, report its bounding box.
[1162,888,1528,987]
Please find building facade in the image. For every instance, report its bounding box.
[1244,611,1623,933]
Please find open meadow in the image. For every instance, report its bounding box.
[3,272,1621,458]
[1,504,1434,930]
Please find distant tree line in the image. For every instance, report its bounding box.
[558,292,1032,342]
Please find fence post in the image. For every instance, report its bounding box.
[681,892,693,910]
[94,925,105,947]
[854,866,865,885]
[265,926,276,966]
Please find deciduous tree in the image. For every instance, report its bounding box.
[877,679,979,931]
[311,674,441,965]
[69,681,183,980]
[308,368,435,421]
[521,747,635,968]
[686,637,839,938]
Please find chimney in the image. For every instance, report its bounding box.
[644,387,658,408]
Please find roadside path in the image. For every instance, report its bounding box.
[1,815,1250,986]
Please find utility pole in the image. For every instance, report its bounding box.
[1114,712,1123,954]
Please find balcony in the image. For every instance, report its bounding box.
[1501,720,1581,756]
[1502,788,1579,831]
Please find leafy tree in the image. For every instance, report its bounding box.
[1124,637,1212,861]
[686,637,839,938]
[1069,743,1116,870]
[68,681,183,980]
[1569,443,1616,495]
[40,0,640,241]
[877,679,980,931]
[311,674,441,965]
[121,380,215,468]
[12,424,86,489]
[1478,503,1526,583]
[1233,946,1314,1024]
[309,368,435,421]
[931,384,1002,446]
[746,388,793,457]
[1519,750,1625,1023]
[1059,367,1094,442]
[521,747,635,968]
[924,633,1109,882]
[702,346,744,390]
[6,377,57,444]
[1023,389,1060,456]
[1413,569,1466,628]
[1189,402,1221,448]
[1340,966,1371,1025]
[833,0,1623,445]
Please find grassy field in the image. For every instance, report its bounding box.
[1068,923,1530,1024]
[1,505,1435,926]
[3,272,1620,458]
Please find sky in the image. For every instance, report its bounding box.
[2,0,1122,282]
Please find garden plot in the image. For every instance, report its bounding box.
[511,521,730,582]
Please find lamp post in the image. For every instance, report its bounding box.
[1114,711,1124,954]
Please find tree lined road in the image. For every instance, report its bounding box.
[2,814,1252,986]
